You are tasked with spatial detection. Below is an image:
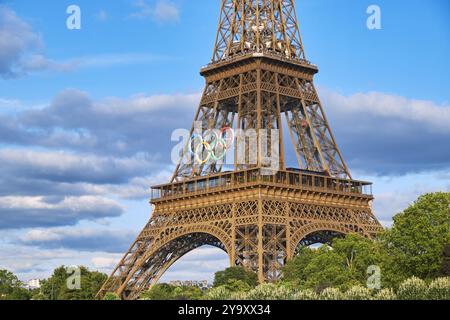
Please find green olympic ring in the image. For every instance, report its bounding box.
[188,127,235,163]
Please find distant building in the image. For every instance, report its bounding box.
[27,279,41,290]
[167,280,210,289]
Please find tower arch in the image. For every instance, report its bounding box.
[290,223,356,257]
[113,227,232,300]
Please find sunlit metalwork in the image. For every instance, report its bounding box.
[98,0,382,300]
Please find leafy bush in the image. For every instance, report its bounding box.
[319,287,343,300]
[397,277,428,300]
[205,286,232,300]
[374,288,397,300]
[204,277,450,300]
[292,289,318,300]
[344,286,373,300]
[230,291,249,300]
[245,284,294,300]
[427,277,450,300]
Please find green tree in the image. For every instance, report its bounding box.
[301,245,354,291]
[222,279,252,292]
[38,266,107,300]
[382,192,450,281]
[440,244,450,276]
[141,284,176,300]
[141,284,204,300]
[103,292,120,300]
[213,266,258,288]
[282,234,394,291]
[172,286,204,300]
[281,247,315,286]
[332,234,394,287]
[0,269,31,300]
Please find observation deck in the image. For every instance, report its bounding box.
[151,168,373,203]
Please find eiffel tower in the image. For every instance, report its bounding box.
[98,0,382,300]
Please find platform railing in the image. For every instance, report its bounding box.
[151,169,372,201]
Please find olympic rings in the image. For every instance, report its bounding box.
[188,127,235,164]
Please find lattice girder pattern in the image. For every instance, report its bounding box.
[213,0,306,62]
[173,57,351,180]
[97,185,381,300]
[98,0,383,301]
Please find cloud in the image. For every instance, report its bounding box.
[0,97,21,109]
[0,6,166,79]
[367,169,450,226]
[0,88,195,204]
[130,0,180,23]
[20,228,136,253]
[96,10,108,22]
[0,243,122,280]
[324,90,450,134]
[0,6,77,78]
[160,247,229,282]
[0,148,160,185]
[0,165,172,200]
[0,6,42,78]
[0,196,124,229]
[91,256,120,269]
[320,89,450,175]
[1,89,199,157]
[69,53,164,69]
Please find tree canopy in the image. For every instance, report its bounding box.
[36,266,107,300]
[213,266,258,288]
[0,269,31,300]
[381,192,450,280]
[282,192,450,291]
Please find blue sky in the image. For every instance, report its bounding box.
[0,0,449,283]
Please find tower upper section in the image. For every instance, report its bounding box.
[212,0,306,63]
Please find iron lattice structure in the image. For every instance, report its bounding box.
[98,0,382,300]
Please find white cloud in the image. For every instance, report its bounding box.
[0,148,160,184]
[0,6,168,78]
[0,6,42,77]
[96,10,108,22]
[0,243,122,280]
[322,89,450,134]
[130,0,180,23]
[153,0,180,22]
[91,256,120,269]
[64,53,166,69]
[160,247,229,282]
[3,89,198,157]
[317,88,450,175]
[0,6,81,77]
[20,227,136,253]
[97,92,200,115]
[0,97,21,109]
[0,195,124,229]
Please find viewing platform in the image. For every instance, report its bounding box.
[151,168,373,202]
